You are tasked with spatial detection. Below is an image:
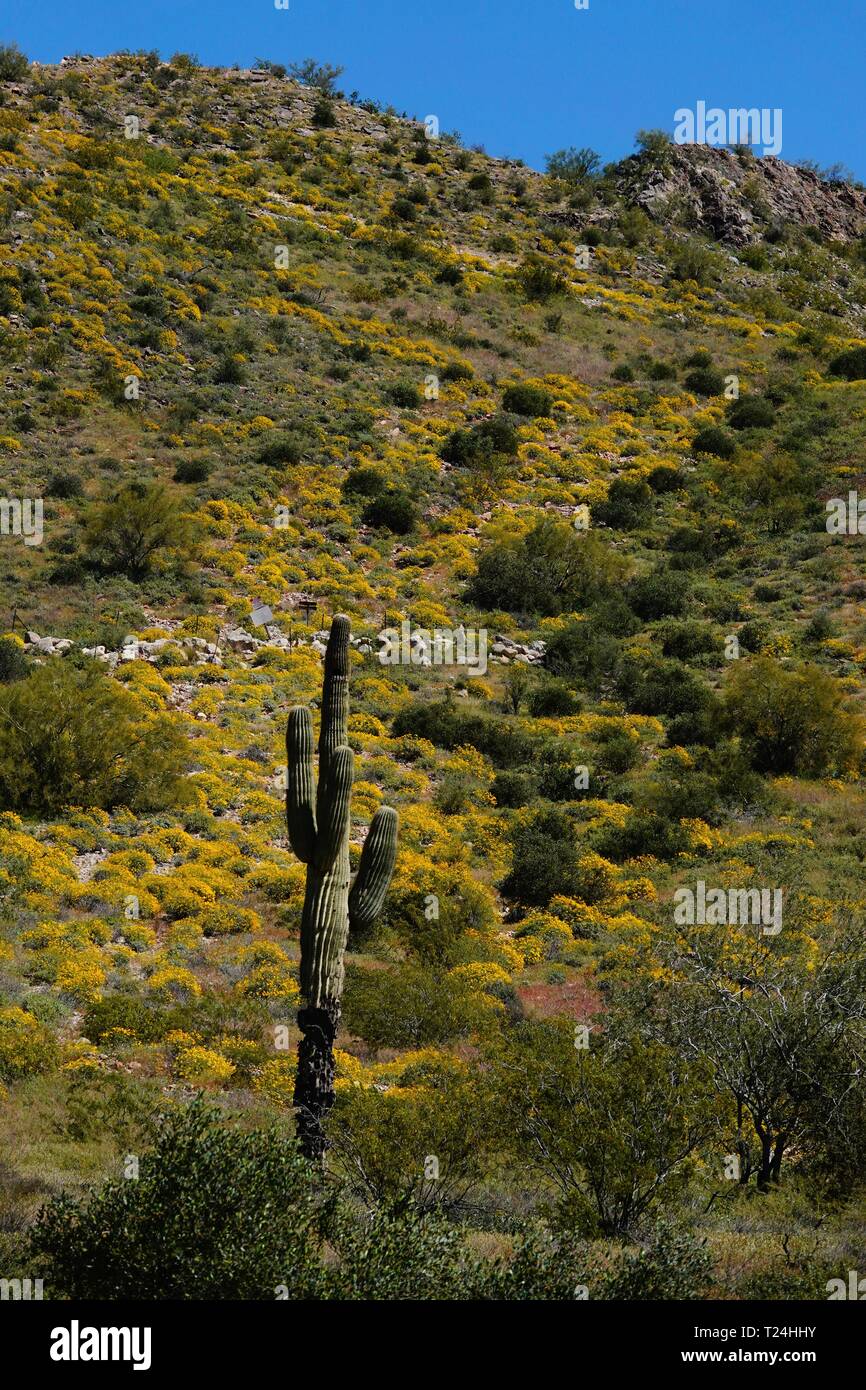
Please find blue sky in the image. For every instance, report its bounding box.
[4,0,865,179]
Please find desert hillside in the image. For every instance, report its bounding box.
[1,50,866,1301]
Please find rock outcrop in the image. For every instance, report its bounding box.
[610,145,866,247]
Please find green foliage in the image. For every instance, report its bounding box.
[501,383,553,417]
[82,482,189,579]
[669,240,719,285]
[545,147,601,184]
[634,128,673,171]
[600,1222,712,1299]
[684,365,725,396]
[0,660,191,814]
[489,1024,718,1235]
[0,636,27,683]
[173,457,211,483]
[331,1058,495,1209]
[517,255,568,302]
[287,58,345,95]
[342,465,386,498]
[593,475,653,529]
[828,346,866,381]
[383,873,498,965]
[0,1005,58,1081]
[255,430,307,469]
[501,805,580,906]
[468,517,626,616]
[311,95,337,129]
[441,414,518,464]
[30,1099,328,1299]
[627,568,691,620]
[386,379,421,407]
[527,675,582,717]
[342,963,491,1048]
[544,618,625,694]
[83,993,167,1044]
[657,619,723,661]
[727,395,776,429]
[45,469,85,499]
[724,656,863,776]
[615,650,714,719]
[57,1069,160,1148]
[362,488,417,533]
[392,699,535,766]
[0,43,29,81]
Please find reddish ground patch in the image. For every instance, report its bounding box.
[517,973,603,1022]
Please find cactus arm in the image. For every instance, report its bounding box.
[316,614,350,815]
[315,744,354,872]
[349,805,398,936]
[285,706,317,864]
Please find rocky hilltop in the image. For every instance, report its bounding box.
[612,143,866,246]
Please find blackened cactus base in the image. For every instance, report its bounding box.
[293,1002,340,1162]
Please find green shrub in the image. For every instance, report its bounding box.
[669,242,718,286]
[342,465,386,498]
[441,414,519,464]
[491,769,535,807]
[593,476,653,529]
[256,432,304,467]
[82,483,189,579]
[727,396,776,429]
[467,517,626,617]
[311,94,337,128]
[83,994,168,1045]
[390,197,417,222]
[591,811,690,862]
[828,346,866,381]
[545,147,601,184]
[657,619,723,661]
[611,363,634,382]
[30,1099,327,1299]
[0,636,27,683]
[692,425,735,458]
[213,354,246,384]
[392,700,535,766]
[500,806,580,906]
[45,470,85,500]
[517,255,567,302]
[0,43,29,81]
[0,660,191,814]
[386,379,421,407]
[599,1223,712,1300]
[0,1005,58,1082]
[342,963,488,1048]
[173,458,211,483]
[544,620,621,694]
[362,489,417,533]
[615,650,714,718]
[502,383,553,417]
[627,569,691,620]
[527,677,582,717]
[724,656,863,776]
[684,366,725,396]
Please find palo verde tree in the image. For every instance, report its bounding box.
[286,615,398,1160]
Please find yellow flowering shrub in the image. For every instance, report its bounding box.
[253,1056,296,1107]
[175,1045,236,1087]
[0,1005,59,1081]
[147,966,202,1002]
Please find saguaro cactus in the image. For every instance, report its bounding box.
[286,614,398,1159]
